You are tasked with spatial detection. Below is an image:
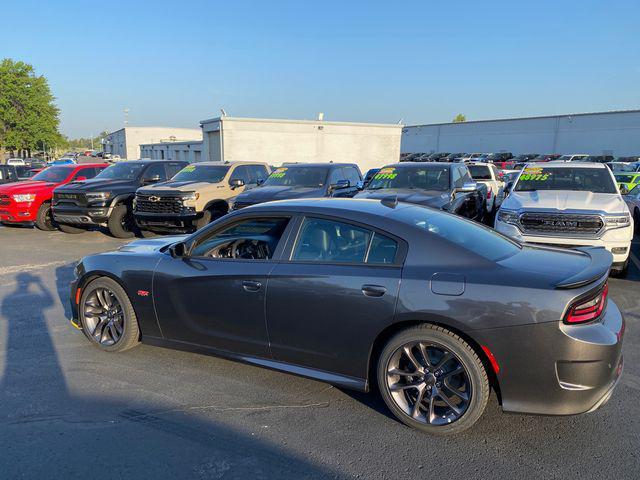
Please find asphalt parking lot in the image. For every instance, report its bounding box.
[0,225,639,479]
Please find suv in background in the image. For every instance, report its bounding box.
[485,152,515,169]
[495,162,633,276]
[230,163,362,210]
[0,163,107,230]
[52,160,187,238]
[0,165,19,185]
[556,154,589,162]
[466,162,504,215]
[135,161,270,233]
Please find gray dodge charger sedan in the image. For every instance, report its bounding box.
[69,198,624,434]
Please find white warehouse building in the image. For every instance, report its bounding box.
[401,109,640,156]
[103,126,202,160]
[141,116,403,173]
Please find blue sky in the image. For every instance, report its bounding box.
[2,0,639,138]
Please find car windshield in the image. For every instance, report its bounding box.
[96,162,145,180]
[366,166,450,191]
[514,166,617,193]
[616,174,637,183]
[557,155,572,161]
[486,153,503,160]
[262,166,328,188]
[172,165,229,182]
[468,165,492,180]
[32,166,72,182]
[393,206,520,261]
[609,163,634,172]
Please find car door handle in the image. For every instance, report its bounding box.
[361,285,386,297]
[242,280,262,292]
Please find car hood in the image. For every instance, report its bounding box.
[56,178,137,193]
[138,180,218,194]
[355,189,449,208]
[0,180,58,194]
[117,235,189,254]
[503,190,627,214]
[235,186,326,204]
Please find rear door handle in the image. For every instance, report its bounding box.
[242,280,262,292]
[361,284,386,297]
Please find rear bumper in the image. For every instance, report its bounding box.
[473,299,625,416]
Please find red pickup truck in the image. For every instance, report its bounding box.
[0,163,107,230]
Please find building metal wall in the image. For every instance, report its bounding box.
[140,141,203,162]
[200,117,402,172]
[401,110,640,156]
[103,127,202,159]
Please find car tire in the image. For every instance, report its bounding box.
[377,324,489,435]
[108,204,136,239]
[611,259,629,278]
[35,203,56,231]
[79,277,140,352]
[58,223,86,234]
[194,209,212,231]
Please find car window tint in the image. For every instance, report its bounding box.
[292,218,372,263]
[230,165,249,183]
[327,168,344,185]
[451,167,462,188]
[342,166,361,186]
[247,165,268,183]
[191,217,290,260]
[144,163,167,180]
[166,162,185,178]
[460,166,473,184]
[366,233,398,264]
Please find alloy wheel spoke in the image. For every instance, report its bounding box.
[418,343,432,368]
[109,324,119,342]
[411,387,426,418]
[390,380,423,392]
[403,346,422,371]
[435,352,453,371]
[443,366,464,379]
[443,381,469,401]
[388,368,420,377]
[437,392,462,415]
[426,396,436,424]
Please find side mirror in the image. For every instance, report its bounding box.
[330,179,350,191]
[504,181,514,196]
[256,178,265,186]
[169,241,187,258]
[142,174,161,185]
[230,178,245,189]
[356,180,364,190]
[457,181,477,192]
[619,185,629,195]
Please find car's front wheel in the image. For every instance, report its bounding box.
[377,324,489,435]
[79,277,140,352]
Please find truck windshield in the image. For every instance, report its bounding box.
[262,167,328,188]
[96,163,145,180]
[32,166,72,183]
[171,165,229,182]
[514,167,617,194]
[366,166,450,191]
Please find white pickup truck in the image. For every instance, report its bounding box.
[466,162,504,213]
[495,162,633,276]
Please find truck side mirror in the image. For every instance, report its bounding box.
[142,174,161,185]
[230,178,245,189]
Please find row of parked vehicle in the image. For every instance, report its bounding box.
[0,155,637,276]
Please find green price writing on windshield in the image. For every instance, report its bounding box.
[374,168,397,180]
[520,174,549,181]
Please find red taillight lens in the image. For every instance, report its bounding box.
[564,283,608,324]
[487,190,492,199]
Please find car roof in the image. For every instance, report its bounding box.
[465,162,492,166]
[194,161,267,167]
[534,161,607,169]
[279,163,358,168]
[381,162,455,169]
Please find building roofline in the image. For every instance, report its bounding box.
[405,108,640,129]
[199,116,403,129]
[140,140,203,147]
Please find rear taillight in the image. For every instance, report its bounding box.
[487,190,492,199]
[564,283,608,324]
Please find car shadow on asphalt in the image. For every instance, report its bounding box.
[0,271,345,479]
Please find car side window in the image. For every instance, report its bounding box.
[459,166,473,184]
[342,166,361,186]
[451,167,463,189]
[248,165,269,183]
[166,162,185,179]
[144,163,167,181]
[367,232,398,264]
[327,168,344,186]
[230,165,249,184]
[292,217,372,263]
[191,217,290,260]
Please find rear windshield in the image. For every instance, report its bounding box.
[262,166,328,188]
[32,166,72,183]
[514,166,617,194]
[468,165,492,180]
[96,162,145,180]
[172,165,229,183]
[366,166,450,191]
[393,206,520,261]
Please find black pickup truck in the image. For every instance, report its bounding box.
[52,160,187,238]
[354,163,488,222]
[230,163,362,210]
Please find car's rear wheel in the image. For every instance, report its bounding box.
[79,277,140,352]
[377,324,489,435]
[108,204,136,239]
[35,202,56,231]
[58,223,85,234]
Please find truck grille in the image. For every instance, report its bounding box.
[519,212,604,237]
[135,194,184,214]
[0,194,10,206]
[54,192,85,205]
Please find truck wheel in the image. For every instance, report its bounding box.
[108,204,136,239]
[35,203,56,231]
[611,259,629,278]
[194,210,212,231]
[59,223,86,234]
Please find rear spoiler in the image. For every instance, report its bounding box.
[555,247,612,289]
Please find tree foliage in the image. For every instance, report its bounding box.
[452,114,466,123]
[65,131,110,151]
[0,58,65,154]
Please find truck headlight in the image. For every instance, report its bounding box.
[181,192,199,206]
[497,209,519,225]
[604,214,631,229]
[86,192,111,202]
[12,194,36,203]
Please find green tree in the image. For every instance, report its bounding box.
[452,114,466,123]
[0,59,65,157]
